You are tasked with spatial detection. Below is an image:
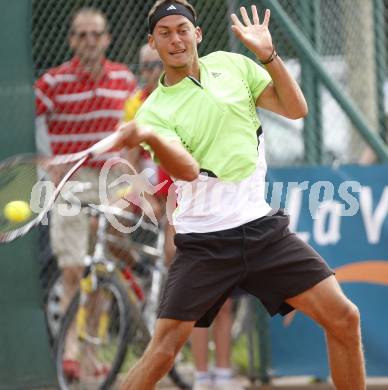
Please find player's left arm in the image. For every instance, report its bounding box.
[231,5,308,120]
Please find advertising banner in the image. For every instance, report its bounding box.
[267,164,388,377]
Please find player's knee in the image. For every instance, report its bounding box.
[344,302,361,334]
[342,301,360,329]
[150,346,176,373]
[327,301,361,341]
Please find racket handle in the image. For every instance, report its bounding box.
[89,131,121,156]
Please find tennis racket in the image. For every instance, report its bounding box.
[0,131,122,244]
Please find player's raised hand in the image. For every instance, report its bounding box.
[231,5,274,62]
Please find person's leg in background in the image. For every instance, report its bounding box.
[191,298,244,390]
[191,326,212,389]
[50,201,89,375]
[213,298,236,388]
[49,168,101,375]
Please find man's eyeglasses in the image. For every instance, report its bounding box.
[71,30,107,39]
[140,61,163,71]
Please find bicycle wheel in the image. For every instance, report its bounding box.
[55,272,135,389]
[43,267,63,345]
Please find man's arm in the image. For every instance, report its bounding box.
[115,121,199,182]
[35,116,51,156]
[231,5,308,119]
[256,58,308,119]
[35,75,54,156]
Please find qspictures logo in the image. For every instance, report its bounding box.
[28,157,168,232]
[28,160,388,241]
[98,157,167,233]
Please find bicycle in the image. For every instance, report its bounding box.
[48,203,191,389]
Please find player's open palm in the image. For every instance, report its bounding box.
[231,6,273,61]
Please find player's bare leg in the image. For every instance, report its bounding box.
[286,275,365,390]
[120,318,195,390]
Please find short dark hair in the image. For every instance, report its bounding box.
[148,0,197,22]
[70,7,109,33]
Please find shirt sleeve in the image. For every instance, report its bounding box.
[242,55,272,102]
[35,115,52,156]
[34,74,55,155]
[226,52,272,102]
[34,73,56,116]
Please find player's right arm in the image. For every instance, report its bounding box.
[116,121,199,182]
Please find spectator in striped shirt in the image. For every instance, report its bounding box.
[34,7,137,378]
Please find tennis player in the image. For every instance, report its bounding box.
[116,1,366,389]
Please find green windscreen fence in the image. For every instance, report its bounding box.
[0,0,56,388]
[32,0,388,166]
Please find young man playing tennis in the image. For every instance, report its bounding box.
[116,1,366,389]
[125,42,242,390]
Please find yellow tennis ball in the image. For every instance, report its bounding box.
[116,185,133,199]
[4,200,32,223]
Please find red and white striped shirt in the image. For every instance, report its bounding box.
[35,57,137,166]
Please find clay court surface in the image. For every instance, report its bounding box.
[37,376,385,389]
[155,378,388,390]
[155,374,388,389]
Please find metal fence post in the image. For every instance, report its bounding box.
[300,0,323,164]
[260,0,388,162]
[373,0,387,140]
[0,0,56,387]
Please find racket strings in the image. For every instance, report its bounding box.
[0,156,85,240]
[0,162,40,234]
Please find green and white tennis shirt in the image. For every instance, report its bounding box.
[136,51,272,233]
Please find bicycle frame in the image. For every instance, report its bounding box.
[53,203,191,390]
[74,204,168,340]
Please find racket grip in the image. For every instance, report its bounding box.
[89,131,121,156]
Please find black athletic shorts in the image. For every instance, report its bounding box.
[157,210,334,327]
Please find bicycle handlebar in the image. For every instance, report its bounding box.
[74,201,160,238]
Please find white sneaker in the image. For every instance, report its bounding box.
[214,378,247,390]
[192,382,214,390]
